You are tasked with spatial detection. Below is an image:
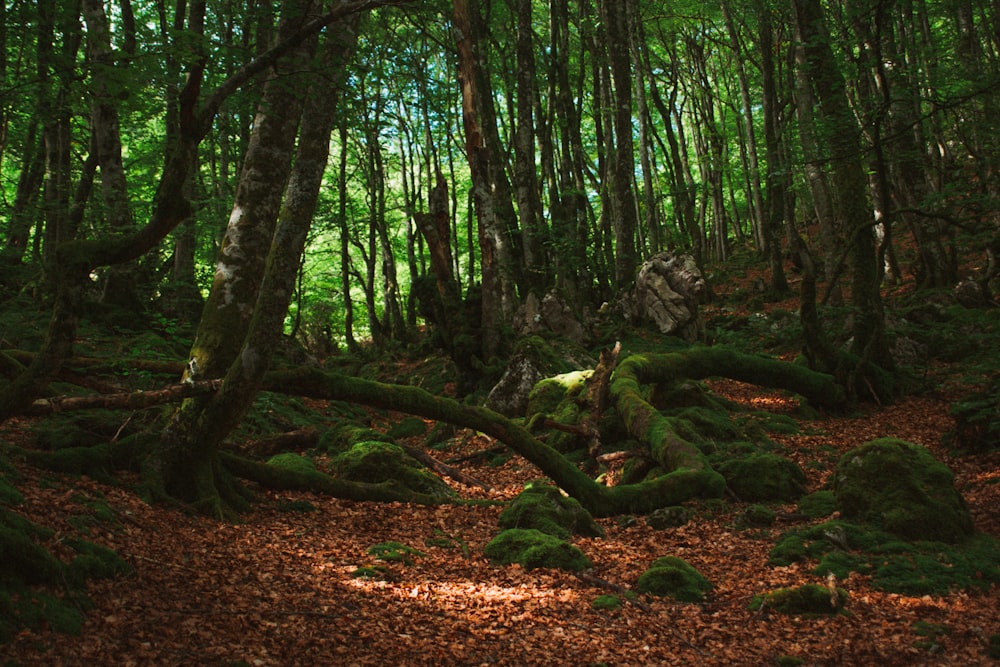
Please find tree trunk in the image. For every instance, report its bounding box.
[792,0,893,396]
[453,0,519,361]
[152,10,359,517]
[756,0,790,295]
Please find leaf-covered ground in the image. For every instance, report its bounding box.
[2,384,999,666]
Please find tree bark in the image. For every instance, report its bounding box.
[152,10,360,517]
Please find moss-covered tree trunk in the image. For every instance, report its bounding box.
[150,12,360,517]
[264,347,845,516]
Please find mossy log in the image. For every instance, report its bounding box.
[264,366,723,516]
[611,347,845,474]
[220,452,443,505]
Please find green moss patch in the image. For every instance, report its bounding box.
[796,490,837,519]
[330,441,454,498]
[266,452,317,475]
[749,584,848,616]
[769,520,1000,595]
[635,556,712,602]
[833,438,973,543]
[484,528,591,572]
[718,453,806,502]
[499,481,603,539]
[645,505,691,530]
[0,497,130,643]
[367,541,425,565]
[591,594,622,611]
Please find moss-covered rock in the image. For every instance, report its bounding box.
[591,594,622,610]
[498,481,604,539]
[749,583,848,615]
[266,452,317,475]
[635,556,712,602]
[330,441,454,498]
[718,453,806,502]
[645,505,691,530]
[483,528,591,572]
[768,520,1000,595]
[740,504,776,527]
[797,490,837,519]
[525,370,591,417]
[833,438,973,543]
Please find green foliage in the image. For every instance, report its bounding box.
[749,584,848,616]
[266,453,317,475]
[330,441,454,498]
[484,528,591,572]
[833,438,974,543]
[635,556,713,602]
[717,453,807,502]
[498,481,604,539]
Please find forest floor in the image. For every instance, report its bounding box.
[3,267,1000,666]
[3,381,1000,665]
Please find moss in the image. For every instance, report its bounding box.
[635,556,713,602]
[65,538,133,585]
[833,438,974,543]
[266,452,317,475]
[749,584,848,615]
[668,406,745,442]
[770,521,1000,595]
[591,594,622,611]
[386,417,428,440]
[525,371,590,417]
[0,525,64,585]
[740,504,776,527]
[498,481,604,539]
[987,634,1000,659]
[797,490,837,519]
[330,441,454,498]
[718,453,806,502]
[367,541,425,565]
[645,505,691,530]
[484,528,591,572]
[350,565,392,581]
[776,656,805,667]
[277,500,317,513]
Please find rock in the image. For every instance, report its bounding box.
[629,252,708,341]
[485,353,544,417]
[717,453,807,502]
[833,438,974,543]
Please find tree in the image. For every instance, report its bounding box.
[151,4,363,517]
[792,0,892,398]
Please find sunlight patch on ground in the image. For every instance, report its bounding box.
[340,575,580,606]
